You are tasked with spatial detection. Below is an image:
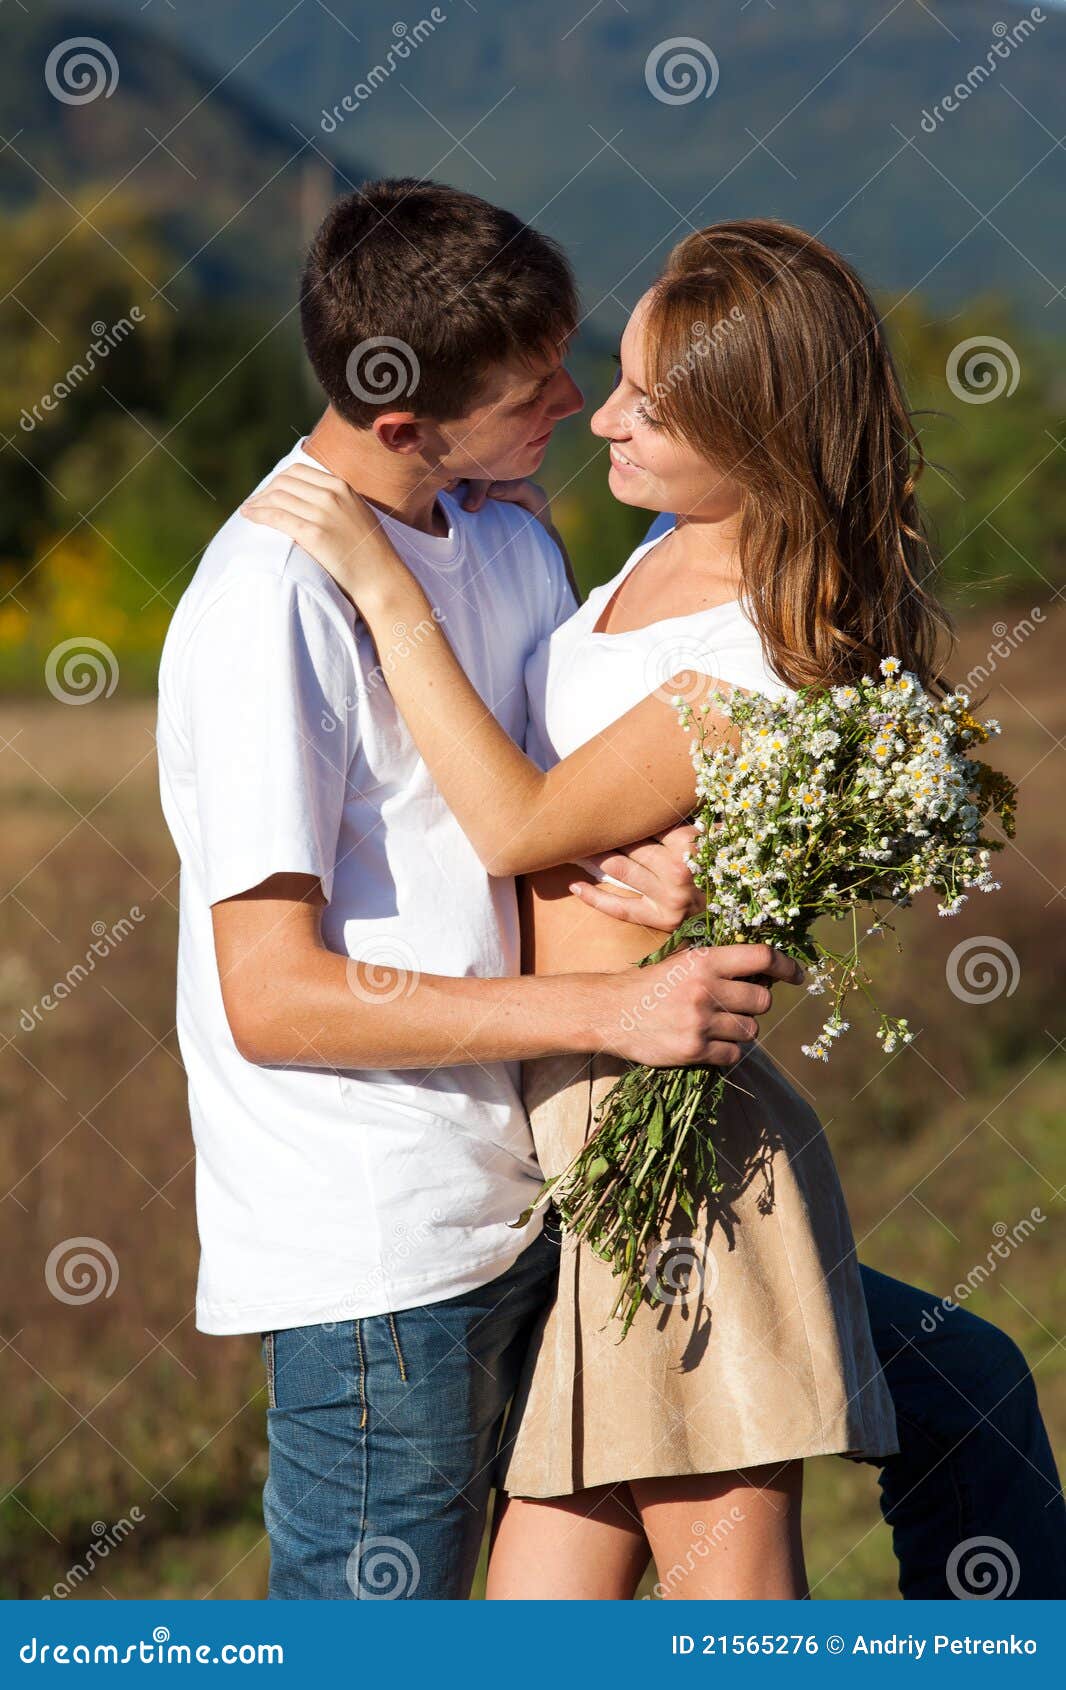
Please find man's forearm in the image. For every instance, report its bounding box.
[213,877,788,1075]
[228,945,611,1069]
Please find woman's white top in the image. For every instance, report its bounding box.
[525,524,795,771]
[524,526,796,882]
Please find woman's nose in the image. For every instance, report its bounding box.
[591,392,627,440]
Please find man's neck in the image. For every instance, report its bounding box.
[302,408,449,536]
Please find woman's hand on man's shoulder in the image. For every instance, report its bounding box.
[450,477,552,529]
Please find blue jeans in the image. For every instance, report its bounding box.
[261,1242,1065,1598]
[262,1228,559,1599]
[859,1264,1066,1598]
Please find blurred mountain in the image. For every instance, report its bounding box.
[0,5,357,304]
[12,0,1058,327]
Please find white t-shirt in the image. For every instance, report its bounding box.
[525,525,795,779]
[156,440,577,1334]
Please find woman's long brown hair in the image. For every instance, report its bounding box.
[645,219,956,694]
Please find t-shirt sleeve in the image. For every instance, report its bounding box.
[184,571,356,905]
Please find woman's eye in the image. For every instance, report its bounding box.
[635,401,663,430]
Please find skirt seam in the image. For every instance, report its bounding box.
[726,1066,831,1444]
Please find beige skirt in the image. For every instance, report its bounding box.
[498,1045,898,1498]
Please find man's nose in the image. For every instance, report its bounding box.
[550,369,583,420]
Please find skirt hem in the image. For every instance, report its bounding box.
[501,1429,901,1500]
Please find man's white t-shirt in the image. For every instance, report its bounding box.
[156,440,577,1334]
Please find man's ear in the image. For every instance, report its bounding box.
[372,412,425,454]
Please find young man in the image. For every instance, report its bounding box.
[156,178,801,1601]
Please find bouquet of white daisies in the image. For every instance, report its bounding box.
[519,658,1017,1335]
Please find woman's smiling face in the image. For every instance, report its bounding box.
[590,290,744,521]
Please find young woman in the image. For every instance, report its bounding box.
[243,219,956,1598]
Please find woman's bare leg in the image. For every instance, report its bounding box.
[486,1484,650,1600]
[631,1463,807,1599]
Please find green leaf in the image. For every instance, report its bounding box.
[647,1095,664,1150]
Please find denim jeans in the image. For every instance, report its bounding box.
[262,1227,559,1599]
[859,1264,1066,1598]
[261,1240,1065,1598]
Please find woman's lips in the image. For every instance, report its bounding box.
[609,443,641,473]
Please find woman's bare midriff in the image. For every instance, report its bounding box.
[519,864,661,979]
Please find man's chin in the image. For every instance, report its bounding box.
[453,439,550,488]
[520,435,553,470]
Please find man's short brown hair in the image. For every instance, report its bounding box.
[299,178,579,428]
